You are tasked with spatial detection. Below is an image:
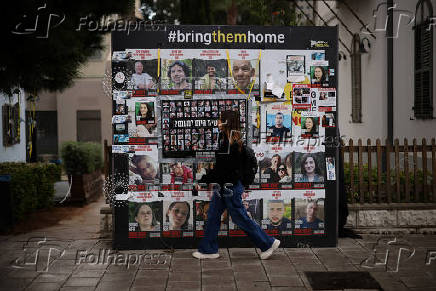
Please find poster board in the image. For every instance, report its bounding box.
[111,25,339,249]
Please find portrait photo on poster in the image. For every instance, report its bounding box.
[129,145,160,187]
[195,198,228,236]
[257,150,293,186]
[160,50,194,94]
[163,198,193,232]
[264,103,292,143]
[229,192,263,236]
[310,61,329,87]
[293,151,325,185]
[127,59,158,92]
[161,162,194,185]
[128,200,163,233]
[261,192,293,235]
[287,55,305,76]
[127,98,157,140]
[322,112,336,128]
[292,84,311,109]
[192,58,227,91]
[227,49,260,95]
[326,157,336,180]
[295,197,325,234]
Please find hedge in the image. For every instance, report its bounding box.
[60,141,103,175]
[0,162,62,223]
[343,162,433,203]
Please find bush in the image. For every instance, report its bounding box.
[0,162,62,223]
[61,141,103,175]
[343,162,433,203]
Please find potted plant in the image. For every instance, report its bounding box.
[61,141,103,203]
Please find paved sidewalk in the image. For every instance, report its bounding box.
[0,198,435,291]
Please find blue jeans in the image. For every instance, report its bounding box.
[198,181,275,254]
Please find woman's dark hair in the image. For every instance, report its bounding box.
[219,110,242,150]
[300,153,322,175]
[271,154,282,165]
[167,60,191,79]
[304,117,318,133]
[138,102,153,119]
[284,153,293,169]
[134,203,158,228]
[313,66,326,83]
[166,201,190,230]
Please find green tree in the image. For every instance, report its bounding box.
[140,0,302,26]
[0,0,134,95]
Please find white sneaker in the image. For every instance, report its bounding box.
[192,251,220,259]
[260,239,281,260]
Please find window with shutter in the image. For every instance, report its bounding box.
[413,0,433,119]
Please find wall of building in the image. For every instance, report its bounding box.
[393,0,436,140]
[0,90,27,162]
[36,34,112,156]
[326,0,435,141]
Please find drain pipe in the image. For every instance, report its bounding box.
[387,0,394,145]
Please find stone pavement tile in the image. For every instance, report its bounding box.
[168,271,201,281]
[201,260,232,270]
[173,249,197,259]
[132,276,167,287]
[288,257,322,265]
[136,269,169,278]
[232,264,265,273]
[6,269,39,279]
[74,263,108,272]
[311,248,340,255]
[60,287,95,291]
[48,260,79,274]
[99,271,135,282]
[130,287,166,291]
[202,268,234,277]
[236,281,272,291]
[272,287,308,291]
[166,281,201,291]
[234,271,268,281]
[170,257,200,270]
[71,269,105,277]
[228,248,258,258]
[95,280,133,291]
[399,275,436,288]
[294,263,326,272]
[105,263,138,273]
[409,289,436,291]
[262,259,292,268]
[202,276,235,286]
[230,257,262,266]
[34,273,70,283]
[26,282,63,291]
[324,264,359,271]
[375,281,408,291]
[284,248,314,254]
[202,286,237,291]
[268,275,304,287]
[63,277,100,287]
[339,251,370,265]
[263,265,296,276]
[0,278,32,290]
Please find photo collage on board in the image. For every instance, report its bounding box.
[112,46,336,239]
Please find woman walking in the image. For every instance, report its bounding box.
[193,110,280,260]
